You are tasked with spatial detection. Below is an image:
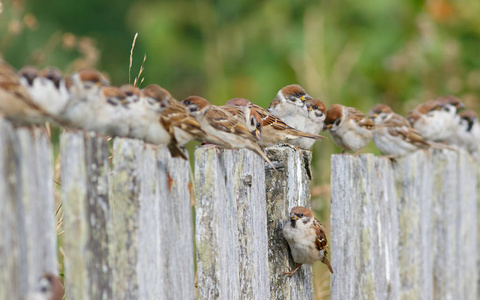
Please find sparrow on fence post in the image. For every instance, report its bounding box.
[369,104,430,156]
[406,96,465,142]
[227,98,325,148]
[324,104,374,154]
[288,98,326,149]
[268,84,311,131]
[182,96,275,168]
[282,206,333,276]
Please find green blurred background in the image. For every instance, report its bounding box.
[1,0,479,298]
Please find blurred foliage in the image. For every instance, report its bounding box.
[1,0,480,298]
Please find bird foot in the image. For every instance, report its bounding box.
[283,263,302,277]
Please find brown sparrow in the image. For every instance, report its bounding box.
[94,86,130,137]
[156,87,221,147]
[283,206,333,276]
[119,84,150,140]
[369,104,430,156]
[18,66,70,116]
[182,96,274,168]
[267,84,311,130]
[0,61,50,125]
[26,273,64,300]
[406,96,465,142]
[229,98,325,148]
[224,98,262,141]
[60,69,109,130]
[447,110,480,153]
[324,104,374,153]
[141,84,187,159]
[288,98,326,149]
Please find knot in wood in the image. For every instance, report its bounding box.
[243,175,252,186]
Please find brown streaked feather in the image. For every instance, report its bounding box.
[251,103,326,140]
[313,219,334,274]
[206,107,255,140]
[387,125,430,148]
[347,107,374,129]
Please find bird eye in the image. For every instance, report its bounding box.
[256,122,261,129]
[313,106,318,110]
[299,213,304,217]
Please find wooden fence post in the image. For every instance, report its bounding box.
[264,146,314,300]
[0,119,57,300]
[330,154,400,300]
[60,132,112,300]
[393,150,433,299]
[110,139,194,300]
[195,147,271,300]
[330,149,478,300]
[455,150,478,299]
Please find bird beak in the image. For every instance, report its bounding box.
[289,213,298,220]
[457,102,466,109]
[255,129,261,141]
[307,106,313,111]
[324,124,332,131]
[300,94,312,101]
[369,113,378,118]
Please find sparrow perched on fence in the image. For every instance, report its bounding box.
[142,84,187,159]
[288,98,326,149]
[225,98,263,141]
[229,98,325,148]
[25,273,64,300]
[283,206,333,276]
[406,96,465,142]
[182,96,275,168]
[60,69,109,130]
[324,104,374,154]
[0,61,51,125]
[369,104,430,156]
[157,87,216,146]
[18,66,70,116]
[447,110,480,153]
[94,86,130,137]
[268,84,311,130]
[119,84,150,140]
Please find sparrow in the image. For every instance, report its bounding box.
[93,86,130,137]
[224,98,262,141]
[447,110,480,153]
[182,96,275,168]
[369,104,430,156]
[282,206,333,276]
[141,84,187,159]
[288,98,327,149]
[25,273,64,300]
[406,96,465,142]
[119,84,150,140]
[60,69,110,130]
[18,66,70,116]
[267,84,311,130]
[228,98,325,148]
[324,104,374,154]
[155,87,220,147]
[0,60,50,125]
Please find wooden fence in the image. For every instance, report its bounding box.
[0,117,478,300]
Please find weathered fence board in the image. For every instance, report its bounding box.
[330,154,400,300]
[331,149,478,300]
[110,139,194,300]
[264,146,314,300]
[0,119,57,300]
[60,132,112,300]
[393,150,432,300]
[195,147,271,300]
